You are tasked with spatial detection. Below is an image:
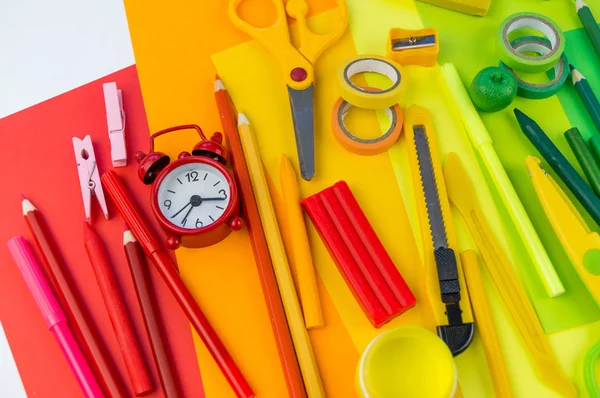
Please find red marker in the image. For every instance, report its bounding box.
[83,223,152,396]
[101,170,254,398]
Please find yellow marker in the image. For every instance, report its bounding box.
[416,0,491,16]
[265,157,324,329]
[526,156,600,305]
[460,251,513,398]
[238,113,325,398]
[444,153,577,398]
[280,155,323,329]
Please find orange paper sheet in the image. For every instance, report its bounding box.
[123,1,358,397]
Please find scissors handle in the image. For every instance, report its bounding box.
[228,0,313,90]
[286,0,348,64]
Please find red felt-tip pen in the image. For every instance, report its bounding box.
[101,170,254,398]
[83,223,152,396]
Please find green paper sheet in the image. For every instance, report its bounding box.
[418,0,600,334]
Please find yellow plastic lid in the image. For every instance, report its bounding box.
[356,326,457,398]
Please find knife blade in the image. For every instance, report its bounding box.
[414,126,449,250]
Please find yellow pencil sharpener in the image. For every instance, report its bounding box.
[387,28,439,67]
[356,327,457,398]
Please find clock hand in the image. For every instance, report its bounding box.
[181,205,195,226]
[171,201,192,219]
[199,197,227,201]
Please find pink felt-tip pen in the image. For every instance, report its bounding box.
[7,236,104,398]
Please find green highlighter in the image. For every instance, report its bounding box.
[565,127,600,198]
[515,109,600,226]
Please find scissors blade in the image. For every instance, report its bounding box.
[288,85,315,180]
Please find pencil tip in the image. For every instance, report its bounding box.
[569,64,575,71]
[123,228,136,245]
[238,113,249,126]
[214,78,225,92]
[21,196,36,215]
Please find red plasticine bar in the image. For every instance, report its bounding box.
[301,181,416,327]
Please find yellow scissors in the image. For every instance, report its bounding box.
[228,0,348,181]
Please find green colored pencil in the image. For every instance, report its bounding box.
[571,65,600,134]
[515,108,600,226]
[577,0,600,60]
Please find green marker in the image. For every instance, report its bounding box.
[565,127,600,197]
[576,0,600,61]
[571,65,600,134]
[515,108,600,226]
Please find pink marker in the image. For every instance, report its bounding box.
[7,237,104,398]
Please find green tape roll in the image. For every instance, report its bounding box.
[499,36,569,100]
[499,12,565,73]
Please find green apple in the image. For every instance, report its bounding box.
[469,67,518,112]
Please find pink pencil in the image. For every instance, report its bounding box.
[7,236,104,398]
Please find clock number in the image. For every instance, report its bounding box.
[219,189,228,199]
[195,219,203,228]
[164,199,172,210]
[185,171,199,182]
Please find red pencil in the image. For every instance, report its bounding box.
[83,222,153,396]
[101,170,254,398]
[124,226,181,398]
[22,197,128,398]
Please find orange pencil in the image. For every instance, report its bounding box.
[215,76,306,398]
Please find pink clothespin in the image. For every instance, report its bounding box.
[73,135,109,223]
[103,82,127,167]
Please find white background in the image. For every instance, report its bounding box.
[0,0,135,119]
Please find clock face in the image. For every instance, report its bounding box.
[156,162,232,230]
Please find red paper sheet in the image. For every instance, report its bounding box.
[0,65,205,398]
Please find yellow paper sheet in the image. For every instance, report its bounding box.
[213,8,432,347]
[212,7,491,396]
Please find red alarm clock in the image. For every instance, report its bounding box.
[136,124,243,249]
